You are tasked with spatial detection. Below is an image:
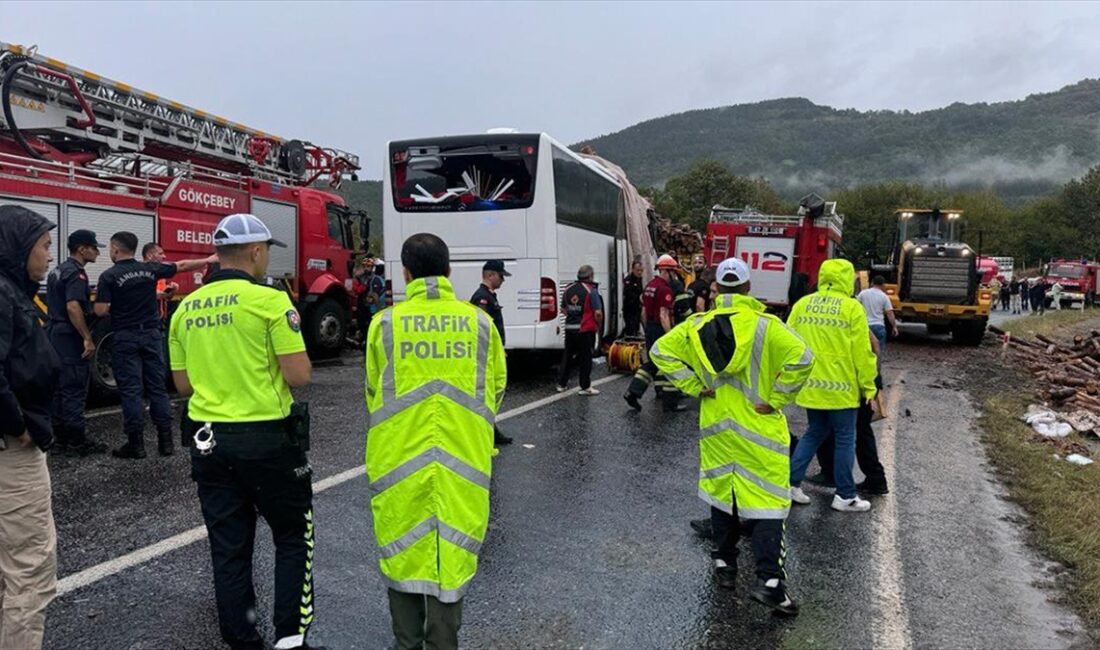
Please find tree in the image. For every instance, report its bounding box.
[645,160,784,231]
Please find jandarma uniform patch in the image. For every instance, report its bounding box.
[287,309,302,332]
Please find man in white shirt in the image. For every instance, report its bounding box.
[857,276,898,352]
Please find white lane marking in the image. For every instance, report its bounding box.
[872,371,913,650]
[57,374,627,596]
[496,374,621,422]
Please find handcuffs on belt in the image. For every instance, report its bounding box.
[194,422,216,455]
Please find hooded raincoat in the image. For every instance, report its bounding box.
[0,205,59,450]
[365,276,507,603]
[651,293,813,519]
[788,259,877,410]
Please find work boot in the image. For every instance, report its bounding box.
[751,578,799,617]
[623,392,642,411]
[662,401,688,413]
[158,431,175,457]
[112,444,147,460]
[74,440,108,456]
[714,559,738,590]
[804,471,835,488]
[856,480,889,496]
[690,518,714,539]
[493,427,513,446]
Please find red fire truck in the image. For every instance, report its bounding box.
[0,43,367,393]
[703,194,843,314]
[1042,259,1100,309]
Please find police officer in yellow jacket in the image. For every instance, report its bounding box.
[787,258,878,513]
[169,214,316,650]
[365,233,507,650]
[652,257,813,616]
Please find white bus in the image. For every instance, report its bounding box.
[383,132,627,350]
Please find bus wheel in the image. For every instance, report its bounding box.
[306,298,346,358]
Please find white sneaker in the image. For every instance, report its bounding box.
[578,388,601,396]
[790,486,811,505]
[831,494,871,512]
[556,385,567,393]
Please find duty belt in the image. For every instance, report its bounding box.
[207,419,287,434]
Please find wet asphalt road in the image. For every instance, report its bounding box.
[44,327,1088,649]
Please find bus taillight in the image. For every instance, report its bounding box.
[539,277,557,321]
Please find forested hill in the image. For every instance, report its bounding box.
[578,79,1100,202]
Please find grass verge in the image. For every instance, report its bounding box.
[977,327,1100,633]
[997,308,1100,340]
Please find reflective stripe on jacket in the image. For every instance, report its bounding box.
[651,293,813,519]
[788,259,878,409]
[364,275,507,603]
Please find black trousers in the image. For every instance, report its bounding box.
[815,401,887,489]
[711,488,786,581]
[622,308,641,338]
[388,589,463,650]
[356,303,372,339]
[627,322,679,405]
[48,328,90,446]
[112,328,174,448]
[558,330,595,390]
[191,430,315,649]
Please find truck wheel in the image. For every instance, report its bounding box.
[1088,292,1096,308]
[89,319,117,401]
[926,323,951,336]
[951,320,987,347]
[306,298,347,358]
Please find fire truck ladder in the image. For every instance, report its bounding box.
[0,42,359,187]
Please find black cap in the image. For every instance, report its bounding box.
[68,229,104,249]
[483,260,511,277]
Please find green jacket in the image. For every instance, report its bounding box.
[365,276,507,603]
[788,259,878,409]
[651,293,813,519]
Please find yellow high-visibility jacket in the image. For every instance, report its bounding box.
[788,259,878,409]
[365,276,507,602]
[652,293,813,519]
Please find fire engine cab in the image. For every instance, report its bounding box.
[703,194,843,314]
[1042,259,1099,309]
[0,43,367,393]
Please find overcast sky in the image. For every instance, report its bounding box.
[5,1,1100,178]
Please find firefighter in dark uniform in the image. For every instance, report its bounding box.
[470,259,513,445]
[622,254,686,412]
[46,229,108,456]
[671,269,695,325]
[621,258,644,337]
[169,213,317,650]
[94,231,214,458]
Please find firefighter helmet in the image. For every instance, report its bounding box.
[655,254,680,270]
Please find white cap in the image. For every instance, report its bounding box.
[716,257,751,287]
[212,213,287,248]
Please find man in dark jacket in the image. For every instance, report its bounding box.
[621,259,643,337]
[0,204,60,649]
[470,259,514,445]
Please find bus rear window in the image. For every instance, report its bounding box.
[391,140,537,212]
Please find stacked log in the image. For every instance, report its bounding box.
[648,208,703,257]
[992,325,1100,414]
